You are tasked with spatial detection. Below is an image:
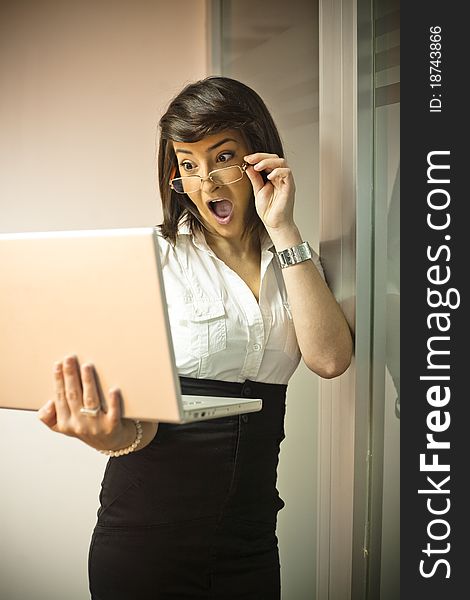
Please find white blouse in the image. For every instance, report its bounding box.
[156,218,325,385]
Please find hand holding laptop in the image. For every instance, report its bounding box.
[38,355,158,454]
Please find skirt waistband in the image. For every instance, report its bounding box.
[179,376,287,401]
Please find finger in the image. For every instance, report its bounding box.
[53,361,70,419]
[106,388,123,427]
[266,167,292,183]
[38,399,58,429]
[244,165,266,196]
[244,152,280,164]
[81,363,101,412]
[62,355,83,411]
[252,158,286,173]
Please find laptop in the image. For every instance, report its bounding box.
[0,227,262,423]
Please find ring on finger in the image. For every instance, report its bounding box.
[79,405,101,417]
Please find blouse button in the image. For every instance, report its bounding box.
[253,343,261,351]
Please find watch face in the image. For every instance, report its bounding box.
[299,242,312,260]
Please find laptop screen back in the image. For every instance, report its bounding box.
[0,227,183,422]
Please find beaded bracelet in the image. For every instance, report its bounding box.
[99,420,143,457]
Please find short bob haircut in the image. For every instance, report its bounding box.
[157,76,284,244]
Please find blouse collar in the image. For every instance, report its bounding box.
[176,212,275,254]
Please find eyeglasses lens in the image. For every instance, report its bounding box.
[172,178,199,194]
[211,165,241,185]
[171,165,242,194]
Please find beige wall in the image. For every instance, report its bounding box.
[0,0,207,233]
[0,1,207,598]
[1,3,329,600]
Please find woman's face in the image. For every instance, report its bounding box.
[172,129,255,240]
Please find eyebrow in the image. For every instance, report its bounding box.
[174,137,238,155]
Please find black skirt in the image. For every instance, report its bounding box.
[88,377,287,600]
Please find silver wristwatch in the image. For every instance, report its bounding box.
[276,241,312,269]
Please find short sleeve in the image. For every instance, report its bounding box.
[154,226,171,268]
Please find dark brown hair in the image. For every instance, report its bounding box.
[157,76,284,244]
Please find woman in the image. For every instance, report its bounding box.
[38,76,352,599]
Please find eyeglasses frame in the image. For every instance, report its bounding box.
[169,162,248,194]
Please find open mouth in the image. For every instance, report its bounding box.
[207,198,234,224]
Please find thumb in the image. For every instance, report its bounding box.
[245,165,266,197]
[38,399,58,429]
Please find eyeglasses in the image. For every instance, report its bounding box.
[170,162,248,194]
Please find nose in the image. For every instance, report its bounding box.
[200,173,219,192]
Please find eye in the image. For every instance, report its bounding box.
[217,151,234,164]
[180,161,195,172]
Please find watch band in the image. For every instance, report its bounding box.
[276,241,312,269]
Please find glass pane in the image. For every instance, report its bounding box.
[220,2,320,598]
[373,0,400,597]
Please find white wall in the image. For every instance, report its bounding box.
[0,1,207,598]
